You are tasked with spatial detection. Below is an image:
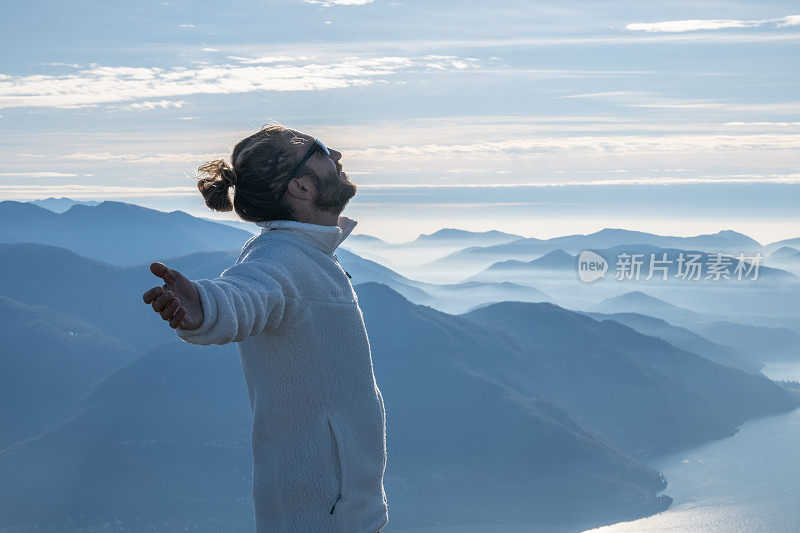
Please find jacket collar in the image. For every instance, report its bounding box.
[255,216,357,255]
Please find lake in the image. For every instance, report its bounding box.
[585,392,800,531]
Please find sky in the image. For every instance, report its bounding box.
[1,0,799,243]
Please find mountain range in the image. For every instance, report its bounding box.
[1,200,798,531]
[28,197,100,212]
[421,228,774,281]
[0,201,252,265]
[0,280,678,531]
[463,301,797,457]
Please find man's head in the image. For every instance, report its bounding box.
[197,124,357,225]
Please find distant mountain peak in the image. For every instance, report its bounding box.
[415,228,521,242]
[28,197,100,213]
[589,228,761,246]
[619,289,652,298]
[602,290,665,305]
[347,234,388,244]
[770,246,800,259]
[592,228,650,236]
[473,299,561,314]
[1,200,253,265]
[528,248,573,264]
[769,236,800,247]
[353,281,414,307]
[703,229,762,246]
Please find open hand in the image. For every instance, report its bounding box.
[142,262,204,330]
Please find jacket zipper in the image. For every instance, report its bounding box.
[332,254,352,279]
[330,493,342,515]
[328,417,344,514]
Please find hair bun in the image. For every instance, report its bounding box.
[221,166,238,187]
[196,159,236,212]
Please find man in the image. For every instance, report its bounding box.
[142,125,389,532]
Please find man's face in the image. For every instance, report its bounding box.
[288,131,357,214]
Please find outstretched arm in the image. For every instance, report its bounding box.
[142,259,288,346]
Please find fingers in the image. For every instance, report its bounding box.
[161,297,180,320]
[150,262,173,282]
[146,262,187,328]
[151,290,174,313]
[142,286,163,304]
[148,288,184,326]
[169,307,187,329]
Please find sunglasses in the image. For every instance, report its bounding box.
[286,138,331,185]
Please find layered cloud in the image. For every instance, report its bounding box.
[626,15,800,33]
[124,100,188,111]
[343,133,800,163]
[558,91,800,113]
[0,55,478,110]
[3,173,800,202]
[303,0,374,5]
[0,172,80,178]
[33,132,799,166]
[0,184,197,199]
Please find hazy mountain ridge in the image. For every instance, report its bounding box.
[769,246,800,260]
[581,310,761,375]
[473,245,796,284]
[0,294,137,451]
[413,228,523,245]
[0,200,252,265]
[594,291,800,360]
[0,341,254,532]
[463,301,798,458]
[766,236,800,251]
[28,197,100,213]
[423,228,776,281]
[341,227,525,271]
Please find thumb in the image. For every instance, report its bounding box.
[150,262,173,282]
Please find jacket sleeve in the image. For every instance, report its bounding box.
[174,258,289,346]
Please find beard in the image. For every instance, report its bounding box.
[313,162,357,214]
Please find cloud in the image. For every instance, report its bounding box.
[213,30,800,60]
[558,90,800,113]
[778,15,800,27]
[0,172,79,178]
[21,114,800,176]
[626,19,764,33]
[0,56,478,110]
[0,185,197,200]
[344,133,800,161]
[356,174,800,187]
[304,0,374,5]
[227,55,316,64]
[119,99,188,111]
[4,175,799,202]
[46,131,800,167]
[724,121,800,127]
[55,152,220,164]
[625,15,800,33]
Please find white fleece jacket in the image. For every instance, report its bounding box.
[176,216,389,533]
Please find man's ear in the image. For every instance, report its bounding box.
[285,176,315,201]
